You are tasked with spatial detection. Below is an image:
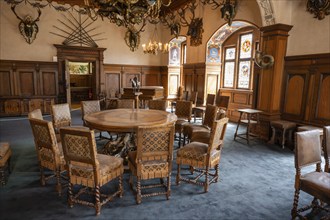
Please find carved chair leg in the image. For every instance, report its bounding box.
[215,164,219,182]
[166,175,171,200]
[119,175,123,198]
[136,177,142,204]
[129,175,134,190]
[56,169,62,196]
[95,185,101,216]
[176,164,181,185]
[291,189,300,219]
[204,167,209,193]
[68,182,74,208]
[39,165,45,186]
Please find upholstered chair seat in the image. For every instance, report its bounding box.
[51,103,72,134]
[300,172,330,203]
[176,142,221,167]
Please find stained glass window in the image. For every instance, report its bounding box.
[239,34,252,59]
[223,62,235,88]
[237,61,250,89]
[225,48,235,60]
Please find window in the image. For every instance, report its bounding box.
[222,32,255,90]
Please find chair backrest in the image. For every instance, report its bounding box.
[51,103,71,132]
[28,109,43,120]
[149,100,167,111]
[295,130,322,169]
[208,117,229,153]
[175,100,192,121]
[215,95,230,110]
[203,104,218,129]
[323,126,330,172]
[189,91,198,105]
[117,99,135,109]
[206,94,216,105]
[29,118,61,166]
[136,124,175,177]
[60,127,99,180]
[81,100,101,124]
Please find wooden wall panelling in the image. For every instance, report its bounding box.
[160,66,169,98]
[0,60,58,116]
[0,70,12,96]
[195,64,205,105]
[17,69,35,96]
[104,72,121,98]
[282,53,330,127]
[142,66,161,86]
[313,72,330,122]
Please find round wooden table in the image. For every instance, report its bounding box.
[84,108,177,132]
[84,109,177,161]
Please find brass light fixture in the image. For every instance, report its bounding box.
[142,24,169,55]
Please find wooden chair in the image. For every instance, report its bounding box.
[323,126,330,172]
[189,91,198,107]
[51,103,71,133]
[170,86,188,113]
[128,124,175,204]
[81,100,107,139]
[29,118,66,196]
[176,117,229,192]
[117,99,135,109]
[183,104,218,145]
[60,127,124,216]
[0,142,12,186]
[148,99,167,111]
[175,100,193,147]
[28,109,43,120]
[193,93,216,123]
[215,94,230,119]
[291,130,330,219]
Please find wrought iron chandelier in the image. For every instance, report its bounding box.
[86,0,172,28]
[142,24,169,55]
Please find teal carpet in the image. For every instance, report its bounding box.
[0,110,327,219]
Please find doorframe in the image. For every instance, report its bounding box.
[54,44,106,105]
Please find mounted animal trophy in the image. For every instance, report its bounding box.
[202,0,237,26]
[11,5,41,44]
[161,11,181,38]
[254,50,274,69]
[178,0,204,46]
[125,21,146,52]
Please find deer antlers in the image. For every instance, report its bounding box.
[11,4,42,44]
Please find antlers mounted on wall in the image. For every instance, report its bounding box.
[307,0,330,20]
[11,5,41,44]
[177,0,204,46]
[160,11,181,39]
[202,0,237,26]
[125,20,147,52]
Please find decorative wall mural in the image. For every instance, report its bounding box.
[11,5,41,44]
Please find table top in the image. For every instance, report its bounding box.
[84,109,177,132]
[238,108,263,114]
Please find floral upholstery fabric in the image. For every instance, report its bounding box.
[0,142,11,167]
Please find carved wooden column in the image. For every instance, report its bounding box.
[255,24,293,140]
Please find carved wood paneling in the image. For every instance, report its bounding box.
[0,71,11,96]
[282,53,330,126]
[0,60,58,116]
[103,64,166,99]
[182,63,206,105]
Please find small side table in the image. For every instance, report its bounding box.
[234,108,262,145]
[269,120,296,149]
